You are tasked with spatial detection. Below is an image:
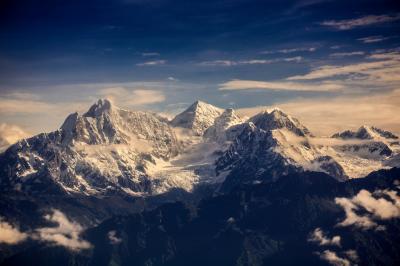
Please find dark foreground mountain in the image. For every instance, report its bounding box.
[2,168,400,266]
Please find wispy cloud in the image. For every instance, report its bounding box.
[199,57,303,66]
[141,52,160,57]
[219,79,343,91]
[167,76,178,81]
[329,51,365,57]
[358,36,390,43]
[261,47,316,54]
[99,87,166,106]
[321,14,400,30]
[0,218,28,244]
[136,60,166,66]
[287,51,400,83]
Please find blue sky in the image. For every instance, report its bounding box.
[0,0,399,136]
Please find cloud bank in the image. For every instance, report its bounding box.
[335,189,400,230]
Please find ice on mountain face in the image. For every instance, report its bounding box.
[170,100,224,136]
[204,108,244,143]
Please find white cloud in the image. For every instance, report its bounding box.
[0,218,28,245]
[98,87,166,106]
[309,228,341,246]
[219,79,343,92]
[0,123,30,152]
[330,51,365,57]
[321,14,400,30]
[358,36,390,43]
[319,250,351,266]
[335,189,400,229]
[167,76,178,81]
[34,209,91,251]
[108,230,122,245]
[136,60,166,66]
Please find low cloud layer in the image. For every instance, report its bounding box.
[0,123,30,152]
[0,210,91,251]
[335,189,400,230]
[34,209,92,251]
[0,219,28,244]
[319,250,351,266]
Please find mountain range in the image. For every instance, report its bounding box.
[0,99,399,265]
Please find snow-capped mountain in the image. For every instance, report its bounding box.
[170,100,224,135]
[0,99,399,199]
[216,110,400,191]
[0,99,181,196]
[203,108,244,143]
[332,125,399,140]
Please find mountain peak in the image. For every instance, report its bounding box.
[333,126,398,140]
[249,108,311,136]
[170,100,224,135]
[204,108,244,142]
[84,98,114,118]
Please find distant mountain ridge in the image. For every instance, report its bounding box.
[1,99,399,199]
